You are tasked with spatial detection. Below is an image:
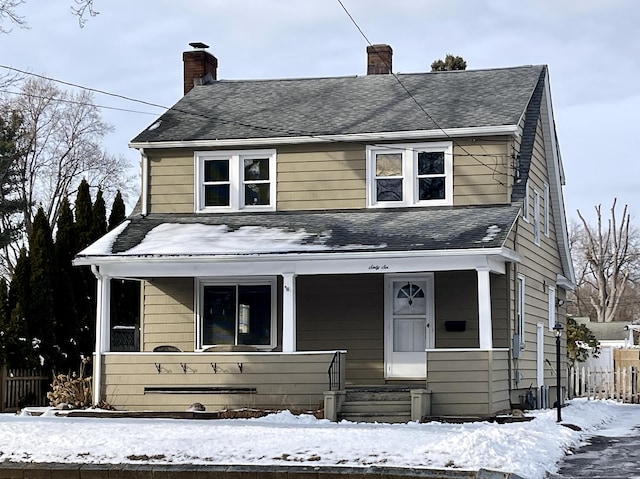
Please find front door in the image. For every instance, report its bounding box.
[384,274,434,379]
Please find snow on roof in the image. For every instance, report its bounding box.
[78,220,130,256]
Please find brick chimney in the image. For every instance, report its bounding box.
[183,42,218,95]
[367,44,392,75]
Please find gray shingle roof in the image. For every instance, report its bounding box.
[78,205,521,259]
[131,66,546,144]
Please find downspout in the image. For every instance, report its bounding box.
[139,148,149,216]
[91,265,103,407]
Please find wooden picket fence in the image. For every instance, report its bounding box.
[0,365,50,412]
[569,365,640,403]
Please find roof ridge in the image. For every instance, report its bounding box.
[205,65,546,85]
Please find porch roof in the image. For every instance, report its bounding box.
[76,204,520,263]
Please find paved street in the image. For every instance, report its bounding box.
[549,405,640,479]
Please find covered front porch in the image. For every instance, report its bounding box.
[75,206,522,418]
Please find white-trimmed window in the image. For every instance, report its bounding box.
[533,189,540,245]
[517,274,526,348]
[196,277,277,350]
[366,142,453,207]
[548,285,556,331]
[543,182,550,237]
[523,180,530,222]
[195,149,276,212]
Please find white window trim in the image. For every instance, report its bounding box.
[522,180,530,222]
[195,276,277,351]
[194,149,276,213]
[366,141,453,208]
[533,188,540,245]
[543,182,550,237]
[517,274,526,348]
[548,284,556,331]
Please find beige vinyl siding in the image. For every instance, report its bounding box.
[277,144,366,210]
[510,114,567,398]
[145,137,515,213]
[426,349,510,415]
[452,138,511,206]
[101,352,337,411]
[147,150,194,213]
[434,271,510,350]
[434,271,478,348]
[296,275,384,384]
[142,278,194,352]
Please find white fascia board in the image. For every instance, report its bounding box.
[556,273,576,291]
[128,125,519,150]
[541,72,575,286]
[77,247,519,278]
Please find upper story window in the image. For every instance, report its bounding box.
[522,180,530,222]
[366,142,453,208]
[195,149,276,212]
[533,188,541,245]
[543,182,550,237]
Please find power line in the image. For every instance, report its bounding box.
[0,89,158,116]
[0,64,167,111]
[335,0,509,186]
[0,64,509,171]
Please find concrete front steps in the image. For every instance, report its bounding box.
[336,387,416,423]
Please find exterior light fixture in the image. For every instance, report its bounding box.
[553,322,564,422]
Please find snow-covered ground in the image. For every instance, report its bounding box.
[1,399,639,479]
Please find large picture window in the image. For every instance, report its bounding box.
[197,279,276,349]
[366,142,453,207]
[195,150,276,212]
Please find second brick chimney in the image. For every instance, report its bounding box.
[183,42,218,95]
[367,44,393,75]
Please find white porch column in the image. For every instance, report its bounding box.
[477,268,493,349]
[92,268,111,406]
[282,273,297,352]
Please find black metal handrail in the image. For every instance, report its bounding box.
[327,351,341,391]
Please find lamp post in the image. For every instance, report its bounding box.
[553,322,564,422]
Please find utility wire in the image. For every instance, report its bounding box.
[335,0,508,186]
[0,64,507,163]
[0,89,158,116]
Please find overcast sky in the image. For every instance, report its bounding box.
[1,0,638,223]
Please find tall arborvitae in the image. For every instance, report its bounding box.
[0,112,28,249]
[9,248,37,367]
[54,197,79,371]
[108,190,126,231]
[28,207,57,368]
[90,188,107,242]
[74,179,93,250]
[73,180,96,360]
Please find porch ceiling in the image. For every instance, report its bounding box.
[74,205,521,276]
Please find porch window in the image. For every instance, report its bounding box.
[195,149,276,212]
[366,142,453,207]
[197,278,276,349]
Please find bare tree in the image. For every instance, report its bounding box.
[572,200,639,322]
[0,0,26,33]
[0,77,134,273]
[0,0,97,32]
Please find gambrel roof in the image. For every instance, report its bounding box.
[131,65,546,146]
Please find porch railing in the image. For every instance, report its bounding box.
[327,351,342,391]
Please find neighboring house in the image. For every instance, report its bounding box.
[572,317,636,370]
[74,43,575,421]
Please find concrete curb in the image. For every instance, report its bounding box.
[0,463,528,479]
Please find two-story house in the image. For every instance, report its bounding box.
[75,43,574,421]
